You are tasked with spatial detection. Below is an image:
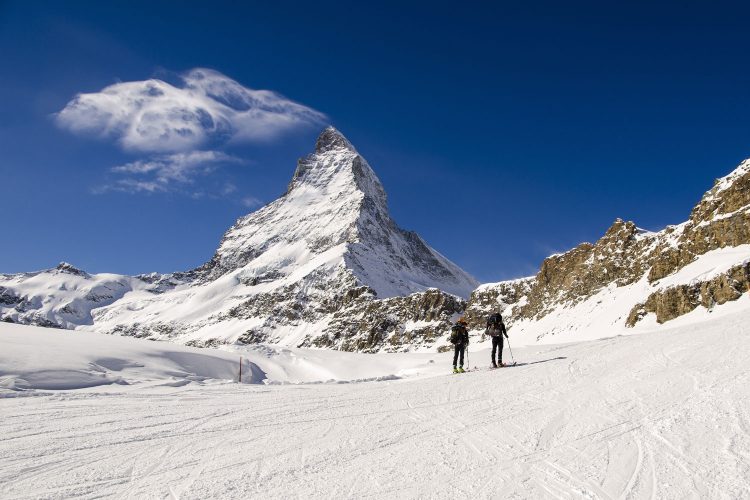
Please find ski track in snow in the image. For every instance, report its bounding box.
[2,314,750,499]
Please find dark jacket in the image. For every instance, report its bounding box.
[486,313,508,338]
[450,323,469,346]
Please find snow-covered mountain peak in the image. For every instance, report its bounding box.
[287,127,385,205]
[55,262,88,276]
[315,126,357,154]
[192,127,476,300]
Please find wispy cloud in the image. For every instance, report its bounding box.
[56,68,326,153]
[97,150,244,194]
[59,68,323,204]
[241,196,263,208]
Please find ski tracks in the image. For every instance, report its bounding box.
[2,324,750,498]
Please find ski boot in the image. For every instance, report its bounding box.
[458,366,465,373]
[453,367,459,374]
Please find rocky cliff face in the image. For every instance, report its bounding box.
[306,287,465,353]
[1,128,476,352]
[464,159,750,340]
[648,161,750,282]
[626,262,750,326]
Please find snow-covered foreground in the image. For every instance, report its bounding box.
[2,311,750,499]
[0,323,445,391]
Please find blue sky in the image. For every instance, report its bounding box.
[1,1,749,282]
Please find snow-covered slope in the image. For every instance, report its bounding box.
[0,322,440,390]
[2,309,749,498]
[0,127,476,351]
[0,322,264,390]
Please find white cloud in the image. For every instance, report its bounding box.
[56,68,326,153]
[99,150,243,194]
[106,179,167,194]
[241,196,263,208]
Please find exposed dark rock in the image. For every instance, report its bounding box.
[627,262,750,326]
[315,126,356,153]
[185,338,223,348]
[305,288,465,352]
[0,286,22,306]
[56,262,89,277]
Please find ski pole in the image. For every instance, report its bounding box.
[506,337,516,364]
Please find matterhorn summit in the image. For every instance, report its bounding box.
[1,127,477,351]
[198,126,477,298]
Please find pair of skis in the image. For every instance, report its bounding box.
[453,362,517,374]
[453,337,517,373]
[490,363,517,369]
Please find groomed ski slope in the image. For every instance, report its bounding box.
[2,303,750,499]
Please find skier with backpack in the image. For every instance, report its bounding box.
[449,318,470,373]
[486,312,509,368]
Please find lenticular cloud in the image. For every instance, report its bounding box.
[56,68,326,153]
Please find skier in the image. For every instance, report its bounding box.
[450,317,469,373]
[486,312,508,368]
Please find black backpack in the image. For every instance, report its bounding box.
[487,313,503,336]
[450,324,463,344]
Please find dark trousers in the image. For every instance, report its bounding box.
[453,344,465,367]
[491,336,504,364]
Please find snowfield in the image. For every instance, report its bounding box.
[2,304,749,499]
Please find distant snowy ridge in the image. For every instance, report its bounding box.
[0,262,157,328]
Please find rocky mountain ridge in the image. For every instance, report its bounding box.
[463,159,750,342]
